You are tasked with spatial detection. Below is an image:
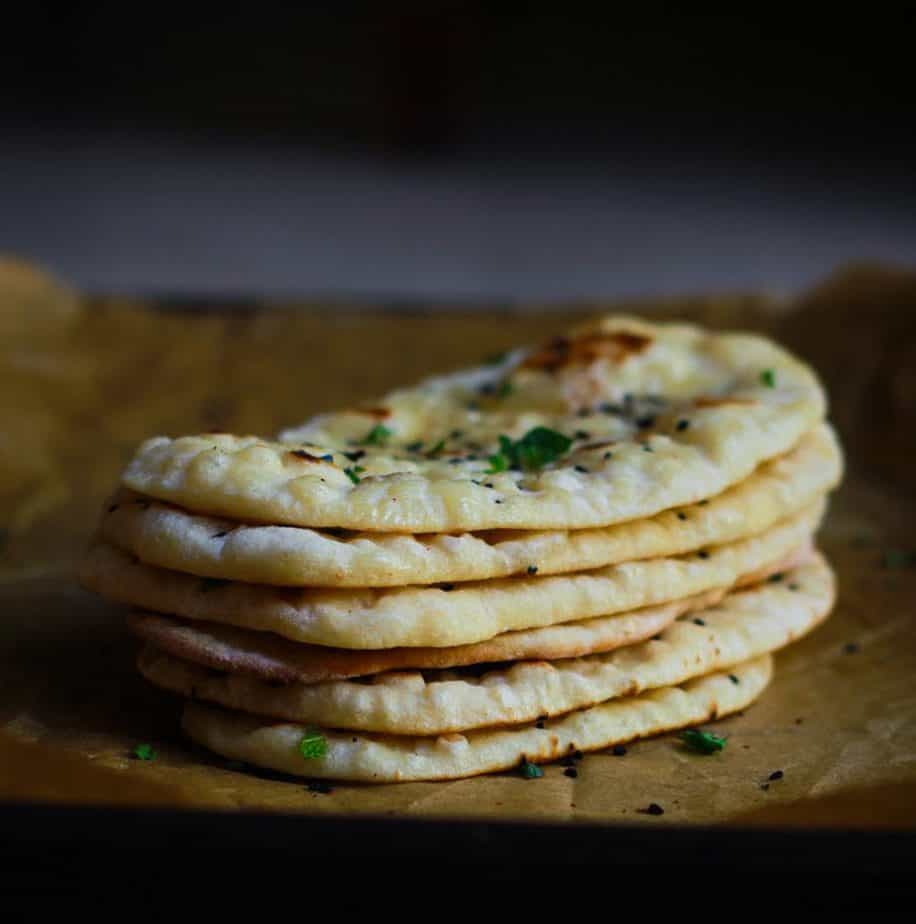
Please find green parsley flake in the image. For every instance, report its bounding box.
[489,427,573,473]
[761,369,776,388]
[298,729,328,760]
[133,743,157,761]
[344,466,365,484]
[680,729,727,754]
[426,439,446,458]
[485,453,508,474]
[364,424,392,446]
[519,758,543,779]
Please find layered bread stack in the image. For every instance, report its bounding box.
[80,316,842,782]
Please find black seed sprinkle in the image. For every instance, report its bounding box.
[677,512,687,521]
[212,531,230,539]
[843,642,860,654]
[643,445,653,452]
[788,583,800,591]
[698,550,710,559]
[484,483,495,489]
[768,770,784,781]
[564,767,579,779]
[640,803,664,816]
[768,573,784,583]
[612,745,627,757]
[440,583,455,592]
[729,674,740,685]
[343,449,366,462]
[574,430,591,440]
[107,504,119,513]
[306,781,333,794]
[676,419,689,431]
[527,565,539,575]
[494,499,503,504]
[693,618,706,626]
[535,720,545,729]
[698,499,709,506]
[760,783,770,791]
[636,415,656,429]
[652,634,662,641]
[574,465,589,474]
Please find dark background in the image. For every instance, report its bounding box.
[2,5,914,301]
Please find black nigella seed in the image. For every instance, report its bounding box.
[604,452,613,460]
[641,803,664,816]
[677,512,687,521]
[612,744,627,757]
[693,618,706,626]
[643,445,653,453]
[494,499,503,504]
[212,531,230,539]
[564,767,578,779]
[768,770,784,781]
[343,449,366,462]
[698,551,710,559]
[574,465,589,474]
[729,674,740,685]
[843,642,860,654]
[769,573,784,583]
[676,419,689,431]
[535,720,545,729]
[484,483,495,489]
[575,430,591,440]
[527,565,538,575]
[440,583,455,592]
[636,416,656,429]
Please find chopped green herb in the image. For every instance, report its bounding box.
[485,453,508,474]
[496,380,514,399]
[680,729,727,754]
[133,743,157,761]
[363,424,392,446]
[519,758,543,779]
[426,439,446,458]
[298,729,328,760]
[491,427,573,472]
[344,466,365,484]
[761,369,776,388]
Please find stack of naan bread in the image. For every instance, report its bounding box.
[80,316,842,782]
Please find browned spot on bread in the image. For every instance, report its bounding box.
[355,406,392,418]
[522,331,653,372]
[694,396,756,408]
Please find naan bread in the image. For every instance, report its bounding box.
[102,423,840,587]
[143,553,831,734]
[127,545,807,683]
[122,317,826,531]
[181,655,772,782]
[81,500,823,649]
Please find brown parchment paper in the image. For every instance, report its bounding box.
[2,256,916,828]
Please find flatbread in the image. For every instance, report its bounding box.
[181,655,772,782]
[102,423,840,587]
[127,544,808,683]
[143,552,831,734]
[121,316,826,531]
[81,499,824,649]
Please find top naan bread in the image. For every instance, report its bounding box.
[121,316,826,531]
